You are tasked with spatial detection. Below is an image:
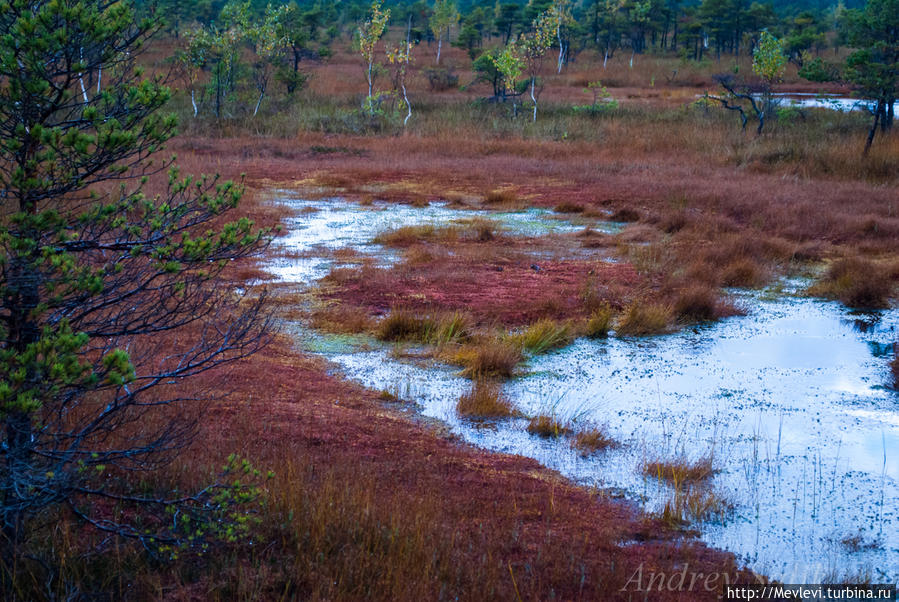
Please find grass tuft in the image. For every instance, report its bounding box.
[809,257,893,308]
[457,380,516,418]
[483,189,518,206]
[376,220,498,247]
[377,310,430,342]
[403,244,436,265]
[378,390,401,402]
[839,532,882,553]
[643,455,716,486]
[610,208,641,222]
[432,312,473,346]
[720,258,765,288]
[583,304,615,338]
[456,217,498,242]
[672,285,722,322]
[616,301,672,336]
[511,319,574,355]
[659,487,732,527]
[376,310,472,345]
[526,415,571,438]
[554,202,585,214]
[373,224,456,247]
[577,228,612,249]
[571,426,616,456]
[451,339,523,379]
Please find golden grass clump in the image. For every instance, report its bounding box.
[577,228,612,249]
[659,487,732,527]
[465,217,497,242]
[378,389,401,402]
[583,304,615,338]
[403,244,436,265]
[321,265,362,285]
[431,312,473,346]
[526,415,571,438]
[512,319,574,355]
[809,257,893,309]
[625,241,671,273]
[457,380,516,417]
[315,173,353,189]
[377,310,430,342]
[452,339,523,378]
[375,220,498,247]
[483,189,518,206]
[615,301,672,336]
[373,224,456,247]
[571,426,616,455]
[377,310,472,345]
[643,455,716,486]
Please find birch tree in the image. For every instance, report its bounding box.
[356,0,390,114]
[429,0,459,65]
[180,27,214,117]
[500,8,559,121]
[250,5,290,117]
[493,42,524,116]
[551,0,573,73]
[387,36,415,128]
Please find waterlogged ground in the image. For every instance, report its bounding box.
[697,92,898,114]
[775,93,899,113]
[267,194,899,584]
[265,194,616,283]
[323,296,899,583]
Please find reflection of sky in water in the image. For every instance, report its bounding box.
[270,195,899,584]
[697,92,898,115]
[773,94,898,113]
[317,293,899,583]
[264,196,621,284]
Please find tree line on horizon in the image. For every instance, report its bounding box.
[148,0,895,149]
[144,0,861,64]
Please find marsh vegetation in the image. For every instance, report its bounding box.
[5,0,899,597]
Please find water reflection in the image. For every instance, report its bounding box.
[269,195,899,583]
[320,292,899,582]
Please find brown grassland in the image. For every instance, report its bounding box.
[33,38,899,599]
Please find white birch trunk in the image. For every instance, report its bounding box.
[557,27,564,73]
[402,82,411,127]
[253,90,264,117]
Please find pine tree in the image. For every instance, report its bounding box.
[0,0,270,576]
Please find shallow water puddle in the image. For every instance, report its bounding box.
[774,93,899,113]
[322,298,899,583]
[265,194,620,283]
[702,92,899,114]
[270,195,899,583]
